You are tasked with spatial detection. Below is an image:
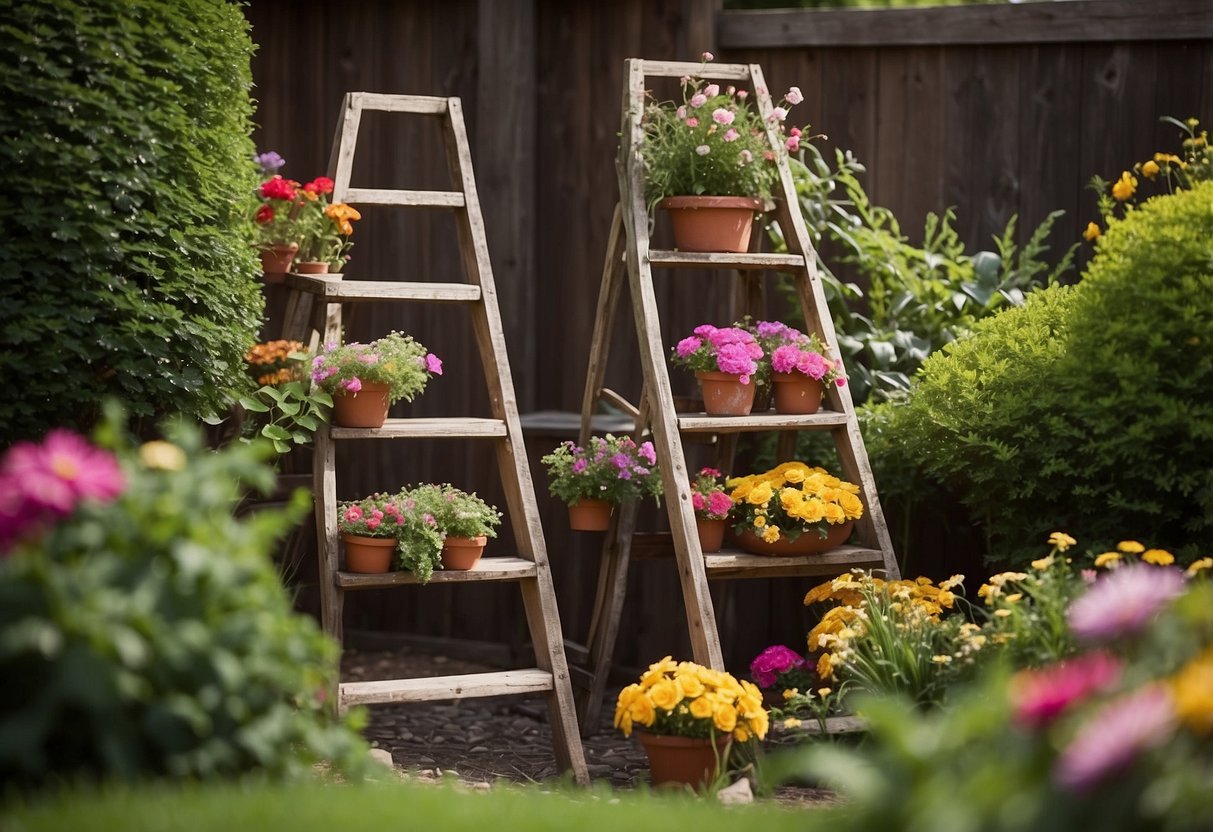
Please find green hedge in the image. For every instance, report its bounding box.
[865,183,1213,566]
[0,0,264,442]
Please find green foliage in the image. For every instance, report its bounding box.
[0,0,265,441]
[410,483,503,540]
[336,491,445,583]
[0,419,370,789]
[313,332,440,406]
[866,183,1213,566]
[238,381,332,455]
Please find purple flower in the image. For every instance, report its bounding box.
[1055,684,1175,792]
[638,441,656,464]
[676,336,703,358]
[750,645,807,689]
[756,320,792,340]
[617,468,632,480]
[1068,563,1185,642]
[571,458,588,474]
[254,151,285,173]
[425,353,443,375]
[611,453,631,471]
[343,377,362,393]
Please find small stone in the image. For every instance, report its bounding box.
[368,748,394,769]
[472,782,491,791]
[418,756,435,765]
[470,745,489,753]
[432,736,446,744]
[717,778,754,805]
[587,764,612,777]
[397,730,414,741]
[433,655,449,664]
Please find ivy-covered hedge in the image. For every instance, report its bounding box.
[865,183,1213,566]
[0,0,264,442]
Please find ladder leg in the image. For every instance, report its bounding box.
[579,204,627,446]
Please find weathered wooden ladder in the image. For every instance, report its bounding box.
[571,60,900,734]
[286,92,588,783]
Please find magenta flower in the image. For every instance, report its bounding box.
[343,377,362,393]
[770,344,801,374]
[797,351,827,379]
[1067,562,1185,642]
[786,135,800,152]
[611,453,631,471]
[1,429,125,516]
[756,321,791,339]
[571,458,588,474]
[692,492,706,512]
[1055,684,1175,792]
[676,336,703,358]
[425,353,443,375]
[707,491,732,517]
[638,441,656,465]
[693,324,718,338]
[1011,653,1121,729]
[715,342,757,382]
[750,645,807,689]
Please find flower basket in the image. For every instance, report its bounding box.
[659,195,763,253]
[727,462,864,553]
[735,520,854,557]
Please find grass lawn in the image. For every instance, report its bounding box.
[5,778,834,832]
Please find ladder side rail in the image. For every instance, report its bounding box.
[578,203,627,447]
[328,93,363,201]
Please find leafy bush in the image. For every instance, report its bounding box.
[0,0,265,442]
[0,415,370,788]
[866,183,1213,565]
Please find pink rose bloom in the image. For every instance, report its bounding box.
[343,377,362,393]
[722,128,739,143]
[676,105,686,120]
[344,506,363,523]
[786,135,800,152]
[770,344,801,375]
[701,51,714,62]
[425,353,443,375]
[692,492,706,512]
[786,86,804,105]
[707,491,732,518]
[1010,653,1121,729]
[1055,685,1175,792]
[685,117,699,128]
[768,106,788,122]
[689,93,707,108]
[676,336,703,358]
[797,351,828,380]
[712,107,734,126]
[704,84,720,98]
[366,516,381,530]
[695,145,710,156]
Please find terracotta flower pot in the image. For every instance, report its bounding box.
[695,516,727,553]
[659,195,764,253]
[342,533,396,573]
[734,520,854,557]
[636,731,731,791]
[293,260,330,274]
[772,372,825,415]
[568,499,612,531]
[332,381,391,428]
[695,371,755,416]
[441,535,487,570]
[259,243,298,282]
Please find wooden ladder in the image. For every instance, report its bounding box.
[286,92,588,783]
[571,60,900,735]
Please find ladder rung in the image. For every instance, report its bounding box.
[648,250,806,270]
[330,418,508,440]
[340,668,554,708]
[344,187,465,208]
[704,545,886,579]
[350,93,448,114]
[639,60,752,80]
[283,276,482,303]
[678,411,849,433]
[335,557,536,589]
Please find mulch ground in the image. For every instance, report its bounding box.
[343,646,836,805]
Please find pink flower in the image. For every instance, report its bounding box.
[701,51,714,62]
[750,645,807,689]
[693,324,718,338]
[711,107,734,126]
[1081,569,1097,583]
[1,429,125,518]
[685,117,699,128]
[737,90,748,100]
[722,128,739,143]
[707,491,732,518]
[797,351,827,380]
[786,86,803,105]
[1055,684,1175,792]
[571,458,588,474]
[739,149,753,163]
[343,377,362,393]
[425,353,443,375]
[695,145,710,156]
[357,353,379,364]
[770,344,801,375]
[423,513,436,527]
[700,467,721,478]
[344,506,364,523]
[726,86,735,96]
[676,336,703,358]
[638,441,656,464]
[676,105,686,120]
[790,127,802,138]
[692,492,706,512]
[1068,563,1185,642]
[704,84,720,98]
[1010,653,1121,729]
[835,377,846,387]
[715,342,757,380]
[690,93,707,108]
[786,135,800,152]
[366,517,381,530]
[768,106,788,122]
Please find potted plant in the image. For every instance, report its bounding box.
[726,461,864,556]
[749,644,818,708]
[336,490,444,581]
[310,332,443,428]
[410,483,503,571]
[614,656,768,790]
[237,340,332,456]
[251,152,301,281]
[293,175,362,274]
[541,434,662,531]
[639,52,805,252]
[689,467,732,552]
[671,324,763,416]
[752,320,846,415]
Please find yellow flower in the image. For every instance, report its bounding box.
[931,655,953,664]
[749,707,769,740]
[782,688,798,701]
[733,726,751,742]
[780,487,803,512]
[649,678,683,711]
[712,702,738,734]
[628,692,656,728]
[1031,554,1056,571]
[1048,532,1076,551]
[817,687,832,697]
[1172,649,1213,734]
[1094,551,1122,568]
[939,574,965,591]
[994,609,1013,618]
[1004,593,1023,603]
[139,440,186,471]
[782,717,802,729]
[1082,222,1101,241]
[747,482,773,506]
[678,673,705,698]
[798,498,826,524]
[730,480,754,501]
[761,525,781,543]
[1117,540,1145,554]
[838,491,864,520]
[1142,548,1175,566]
[1141,159,1160,179]
[823,502,846,524]
[753,515,767,528]
[688,695,714,720]
[1186,558,1213,577]
[1111,171,1137,201]
[783,467,805,484]
[816,652,835,680]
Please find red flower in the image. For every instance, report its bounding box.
[255,204,274,224]
[259,175,297,201]
[304,176,334,195]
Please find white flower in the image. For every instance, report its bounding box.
[786,86,803,105]
[702,51,714,62]
[711,107,735,126]
[690,93,707,108]
[704,83,720,98]
[768,106,788,122]
[695,145,710,156]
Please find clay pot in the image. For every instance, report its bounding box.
[695,371,755,416]
[293,260,330,274]
[441,535,487,570]
[332,381,391,428]
[568,499,612,531]
[342,533,395,573]
[772,373,825,415]
[734,520,854,557]
[659,195,763,253]
[636,732,731,791]
[695,516,727,553]
[259,243,298,282]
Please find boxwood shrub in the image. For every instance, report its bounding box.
[0,0,264,442]
[865,183,1213,566]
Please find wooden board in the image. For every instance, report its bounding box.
[283,276,482,303]
[334,557,538,589]
[339,668,554,708]
[328,418,507,440]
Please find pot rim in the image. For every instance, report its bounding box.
[658,195,764,211]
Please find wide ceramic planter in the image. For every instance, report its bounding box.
[772,372,825,415]
[332,381,391,428]
[636,731,731,791]
[695,516,727,553]
[695,371,755,416]
[568,499,612,531]
[734,520,854,557]
[293,260,330,274]
[342,533,396,573]
[659,195,763,253]
[441,535,487,570]
[259,243,298,282]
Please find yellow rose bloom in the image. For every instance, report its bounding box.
[780,487,804,512]
[823,502,846,524]
[1111,170,1137,201]
[628,692,656,727]
[689,695,715,720]
[648,678,683,711]
[783,467,805,484]
[733,726,751,742]
[730,480,754,501]
[1094,551,1122,568]
[838,491,864,519]
[1082,221,1101,241]
[678,673,705,698]
[712,703,738,734]
[1141,159,1160,178]
[747,482,774,506]
[1142,548,1175,566]
[1117,540,1146,554]
[800,499,825,523]
[761,525,781,543]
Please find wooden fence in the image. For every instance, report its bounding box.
[245,0,1213,672]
